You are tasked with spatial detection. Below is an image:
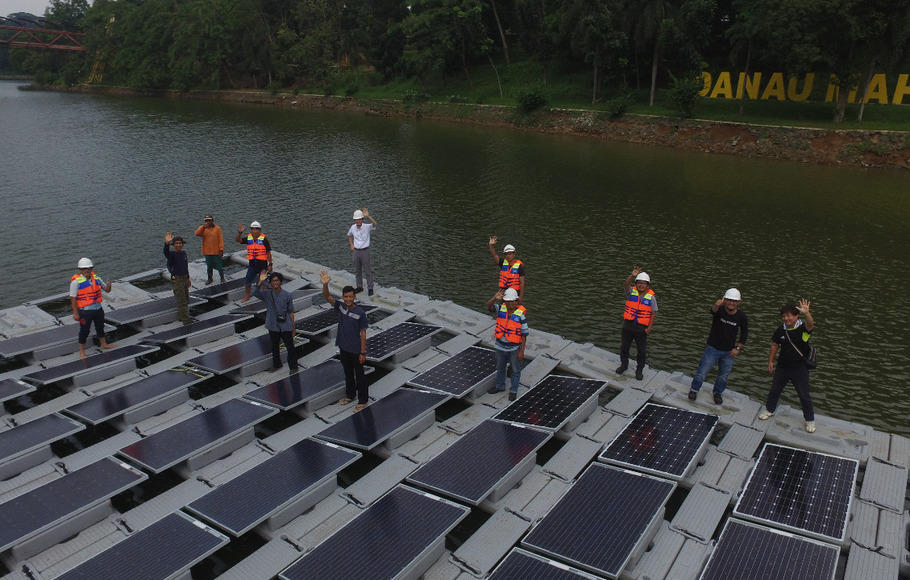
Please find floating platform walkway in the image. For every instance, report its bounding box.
[0,252,908,580]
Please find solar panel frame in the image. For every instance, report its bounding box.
[598,402,718,481]
[0,457,147,553]
[406,419,551,506]
[493,374,607,431]
[314,387,450,450]
[117,398,277,473]
[244,358,349,410]
[366,321,443,362]
[140,314,248,345]
[185,438,361,536]
[407,345,497,398]
[20,344,160,386]
[0,378,34,403]
[521,463,675,579]
[489,548,606,580]
[54,512,229,580]
[698,519,839,580]
[279,485,469,580]
[185,334,307,374]
[0,324,86,358]
[187,277,247,298]
[0,413,85,465]
[104,297,207,325]
[732,443,858,544]
[295,304,378,336]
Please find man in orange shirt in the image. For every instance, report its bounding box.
[195,213,225,285]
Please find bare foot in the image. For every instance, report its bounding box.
[101,343,116,349]
[79,352,87,359]
[239,296,251,303]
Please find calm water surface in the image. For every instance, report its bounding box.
[2,80,909,436]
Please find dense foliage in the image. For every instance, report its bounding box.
[5,0,910,121]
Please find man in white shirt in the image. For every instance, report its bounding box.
[347,208,378,296]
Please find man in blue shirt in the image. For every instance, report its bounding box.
[486,287,529,401]
[320,269,370,411]
[253,270,298,372]
[163,232,192,324]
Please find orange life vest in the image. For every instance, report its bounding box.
[494,304,526,344]
[246,233,268,261]
[623,287,655,326]
[72,273,103,308]
[499,259,523,290]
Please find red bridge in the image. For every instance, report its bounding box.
[0,24,86,51]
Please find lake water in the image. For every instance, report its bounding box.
[2,80,909,436]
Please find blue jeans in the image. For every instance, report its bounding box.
[495,347,522,393]
[690,345,735,394]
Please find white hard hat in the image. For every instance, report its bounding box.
[77,257,94,268]
[250,221,261,228]
[724,288,742,301]
[635,272,650,283]
[502,288,519,301]
[352,210,364,220]
[503,244,516,253]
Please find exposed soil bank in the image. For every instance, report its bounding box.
[58,84,910,170]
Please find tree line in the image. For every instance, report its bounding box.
[7,0,910,121]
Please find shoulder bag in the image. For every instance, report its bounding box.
[783,326,818,370]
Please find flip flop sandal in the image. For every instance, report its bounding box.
[339,397,354,405]
[354,403,368,412]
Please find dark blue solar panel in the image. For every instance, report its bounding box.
[366,322,442,361]
[494,375,607,431]
[522,463,674,579]
[0,457,147,552]
[598,403,718,480]
[408,346,497,397]
[315,388,449,450]
[406,420,551,505]
[188,277,247,298]
[54,512,228,580]
[105,297,206,325]
[141,314,246,344]
[733,444,858,543]
[700,519,839,580]
[244,359,347,410]
[0,325,80,358]
[279,486,468,580]
[186,334,305,374]
[296,305,378,335]
[186,438,360,536]
[0,413,85,464]
[490,549,603,580]
[118,398,277,473]
[0,378,33,403]
[21,344,160,386]
[65,368,207,424]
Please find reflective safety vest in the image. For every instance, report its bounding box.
[494,304,526,344]
[72,273,103,308]
[623,288,655,326]
[246,234,268,261]
[499,259,523,290]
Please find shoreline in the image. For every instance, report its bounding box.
[29,83,910,170]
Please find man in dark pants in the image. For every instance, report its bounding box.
[688,288,749,405]
[236,220,272,303]
[320,269,370,412]
[253,270,298,372]
[616,267,657,380]
[163,232,192,324]
[70,257,116,359]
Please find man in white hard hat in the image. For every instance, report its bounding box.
[616,267,657,380]
[688,288,749,405]
[347,208,378,296]
[488,236,525,304]
[236,221,272,303]
[486,287,528,401]
[70,257,116,358]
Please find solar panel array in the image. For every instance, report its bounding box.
[733,444,858,543]
[105,297,206,325]
[407,345,497,397]
[493,374,607,431]
[188,277,247,298]
[0,413,85,464]
[366,322,442,361]
[0,378,34,403]
[598,403,718,480]
[186,334,305,374]
[141,314,246,344]
[522,463,675,579]
[699,519,839,580]
[0,324,84,358]
[244,358,348,410]
[295,304,378,335]
[21,344,159,386]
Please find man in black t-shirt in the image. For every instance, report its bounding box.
[689,288,748,405]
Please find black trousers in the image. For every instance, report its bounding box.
[269,330,298,369]
[620,325,648,370]
[77,308,106,344]
[339,349,368,404]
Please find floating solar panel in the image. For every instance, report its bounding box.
[699,519,839,580]
[0,324,86,359]
[0,378,33,403]
[366,322,443,363]
[315,388,449,451]
[598,403,718,481]
[141,314,248,345]
[20,344,160,386]
[244,359,348,411]
[733,443,858,544]
[489,548,605,580]
[188,277,246,298]
[186,438,361,536]
[231,288,321,316]
[493,374,607,431]
[118,398,277,473]
[406,419,551,505]
[54,512,229,580]
[105,296,206,325]
[0,457,147,554]
[0,413,84,465]
[186,334,306,374]
[279,485,469,580]
[65,367,210,425]
[295,304,378,336]
[522,463,675,579]
[407,345,497,398]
